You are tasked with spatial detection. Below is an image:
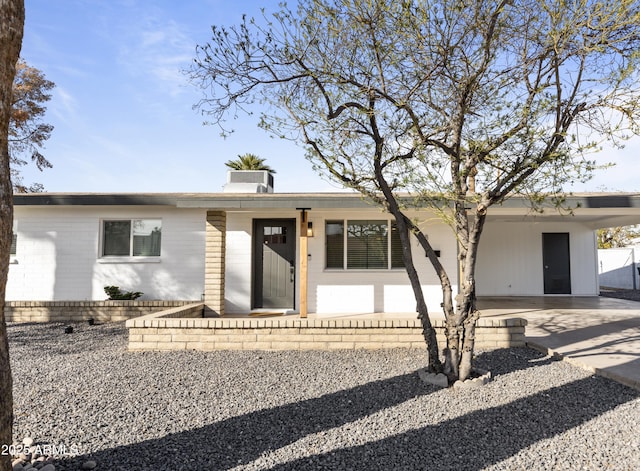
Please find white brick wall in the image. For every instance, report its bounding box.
[10,203,601,307]
[9,206,206,301]
[224,209,458,315]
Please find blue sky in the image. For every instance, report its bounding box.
[20,0,339,193]
[18,0,640,194]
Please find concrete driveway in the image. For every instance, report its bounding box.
[478,296,640,390]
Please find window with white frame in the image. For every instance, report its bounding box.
[102,219,162,257]
[325,220,405,269]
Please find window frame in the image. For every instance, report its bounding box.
[325,219,406,270]
[10,220,17,260]
[99,218,162,261]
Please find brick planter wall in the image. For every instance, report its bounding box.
[5,300,199,323]
[126,312,527,351]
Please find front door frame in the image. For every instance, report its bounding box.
[252,218,296,309]
[542,232,572,294]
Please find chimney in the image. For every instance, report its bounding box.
[223,170,274,193]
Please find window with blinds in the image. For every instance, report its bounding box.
[347,220,388,269]
[325,220,406,269]
[390,222,405,268]
[325,220,344,268]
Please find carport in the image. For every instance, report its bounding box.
[478,296,640,390]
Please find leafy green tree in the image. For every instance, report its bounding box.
[598,226,640,249]
[224,153,276,173]
[191,0,640,382]
[1,1,25,468]
[10,59,54,193]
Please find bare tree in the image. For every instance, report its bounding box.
[190,0,640,382]
[0,0,24,467]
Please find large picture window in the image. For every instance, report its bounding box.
[102,219,162,257]
[326,220,405,269]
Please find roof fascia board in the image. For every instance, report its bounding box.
[13,192,640,211]
[13,194,180,206]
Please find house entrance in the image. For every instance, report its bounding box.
[253,219,296,309]
[542,232,571,294]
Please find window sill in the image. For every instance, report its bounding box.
[98,257,161,264]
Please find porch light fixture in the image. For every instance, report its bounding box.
[297,207,314,237]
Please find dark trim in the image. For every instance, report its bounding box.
[13,194,180,206]
[13,192,640,211]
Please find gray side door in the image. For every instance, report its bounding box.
[253,219,296,309]
[542,232,572,294]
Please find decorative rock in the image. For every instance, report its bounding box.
[64,326,73,334]
[417,368,449,387]
[22,437,34,447]
[453,368,492,389]
[39,464,55,471]
[453,379,476,389]
[82,460,97,470]
[12,460,25,471]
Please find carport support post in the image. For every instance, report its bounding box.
[204,210,226,317]
[299,209,309,318]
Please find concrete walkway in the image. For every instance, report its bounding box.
[479,296,640,390]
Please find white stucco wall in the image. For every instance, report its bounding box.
[598,247,640,290]
[224,212,254,313]
[9,206,206,301]
[475,220,599,296]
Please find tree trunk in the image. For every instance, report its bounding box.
[450,205,487,381]
[371,140,445,373]
[394,211,442,373]
[0,1,24,469]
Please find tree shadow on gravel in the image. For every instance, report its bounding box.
[54,369,432,471]
[269,375,639,471]
[47,349,588,471]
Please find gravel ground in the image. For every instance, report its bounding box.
[7,321,640,471]
[600,288,640,302]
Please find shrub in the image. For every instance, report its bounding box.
[104,286,143,300]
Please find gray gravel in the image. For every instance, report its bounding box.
[7,321,640,471]
[600,288,640,302]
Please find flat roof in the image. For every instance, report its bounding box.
[12,191,640,210]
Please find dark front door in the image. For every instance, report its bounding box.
[542,232,571,294]
[253,219,296,309]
